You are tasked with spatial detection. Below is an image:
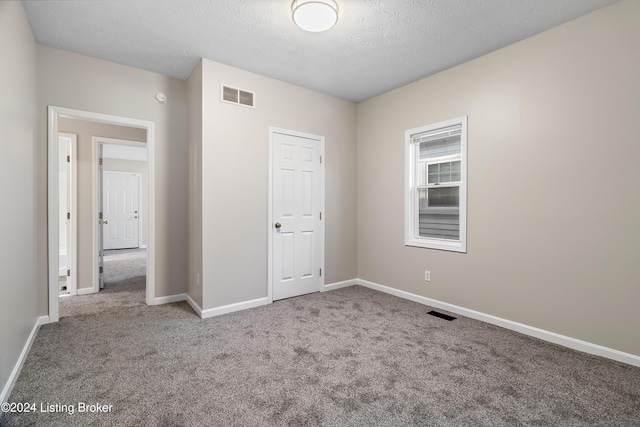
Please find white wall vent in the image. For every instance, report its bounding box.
[221,84,255,108]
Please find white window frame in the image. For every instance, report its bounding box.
[405,116,467,252]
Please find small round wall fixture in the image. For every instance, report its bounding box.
[292,0,338,32]
[154,92,167,104]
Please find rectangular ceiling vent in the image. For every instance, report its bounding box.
[221,84,255,108]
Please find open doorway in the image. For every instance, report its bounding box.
[47,106,156,323]
[59,134,149,318]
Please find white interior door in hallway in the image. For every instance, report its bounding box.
[271,129,325,301]
[103,171,140,250]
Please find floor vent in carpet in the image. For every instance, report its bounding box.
[427,310,456,321]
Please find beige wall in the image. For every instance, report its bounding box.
[58,118,146,291]
[187,61,203,307]
[0,1,38,400]
[37,46,189,311]
[198,59,358,310]
[357,0,640,357]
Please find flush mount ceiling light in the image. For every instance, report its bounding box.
[292,0,338,32]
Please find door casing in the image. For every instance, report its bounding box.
[47,106,156,323]
[95,138,148,290]
[268,127,325,303]
[94,138,148,292]
[58,132,77,296]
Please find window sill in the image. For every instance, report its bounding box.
[405,238,466,253]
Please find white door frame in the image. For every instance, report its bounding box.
[96,136,146,254]
[47,106,156,323]
[267,127,325,303]
[58,132,78,296]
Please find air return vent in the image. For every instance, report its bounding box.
[427,310,456,321]
[221,84,255,108]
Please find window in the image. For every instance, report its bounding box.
[405,116,467,252]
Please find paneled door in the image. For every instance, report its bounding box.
[271,129,325,301]
[103,171,140,250]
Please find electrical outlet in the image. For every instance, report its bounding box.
[424,270,431,282]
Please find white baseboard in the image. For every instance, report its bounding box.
[185,294,203,317]
[139,245,148,249]
[1,316,49,404]
[323,279,358,292]
[353,279,640,367]
[76,287,97,296]
[187,296,270,319]
[151,293,187,305]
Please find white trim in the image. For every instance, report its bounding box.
[151,293,187,305]
[47,107,59,322]
[268,127,325,303]
[58,133,78,296]
[47,106,156,323]
[69,134,78,296]
[185,294,203,318]
[404,116,467,253]
[1,316,48,404]
[322,279,358,292]
[140,245,148,249]
[267,129,273,303]
[356,279,640,367]
[94,138,148,292]
[76,287,98,296]
[195,297,270,319]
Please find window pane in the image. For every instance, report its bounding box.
[419,135,461,159]
[450,161,461,182]
[418,188,429,210]
[428,163,439,184]
[440,162,451,182]
[419,210,460,240]
[428,187,459,207]
[418,187,460,240]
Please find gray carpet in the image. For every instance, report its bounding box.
[101,248,146,284]
[3,285,640,426]
[58,248,146,318]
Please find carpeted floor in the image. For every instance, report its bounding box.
[3,285,640,426]
[58,248,146,318]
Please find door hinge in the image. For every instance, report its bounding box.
[66,155,70,163]
[99,158,103,166]
[319,268,322,277]
[67,212,71,220]
[320,155,322,164]
[319,212,322,220]
[99,266,104,274]
[67,269,71,277]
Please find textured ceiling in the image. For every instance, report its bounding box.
[23,0,619,102]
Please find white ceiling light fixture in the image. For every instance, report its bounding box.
[292,0,338,32]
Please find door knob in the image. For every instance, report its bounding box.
[274,223,281,229]
[103,220,109,224]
